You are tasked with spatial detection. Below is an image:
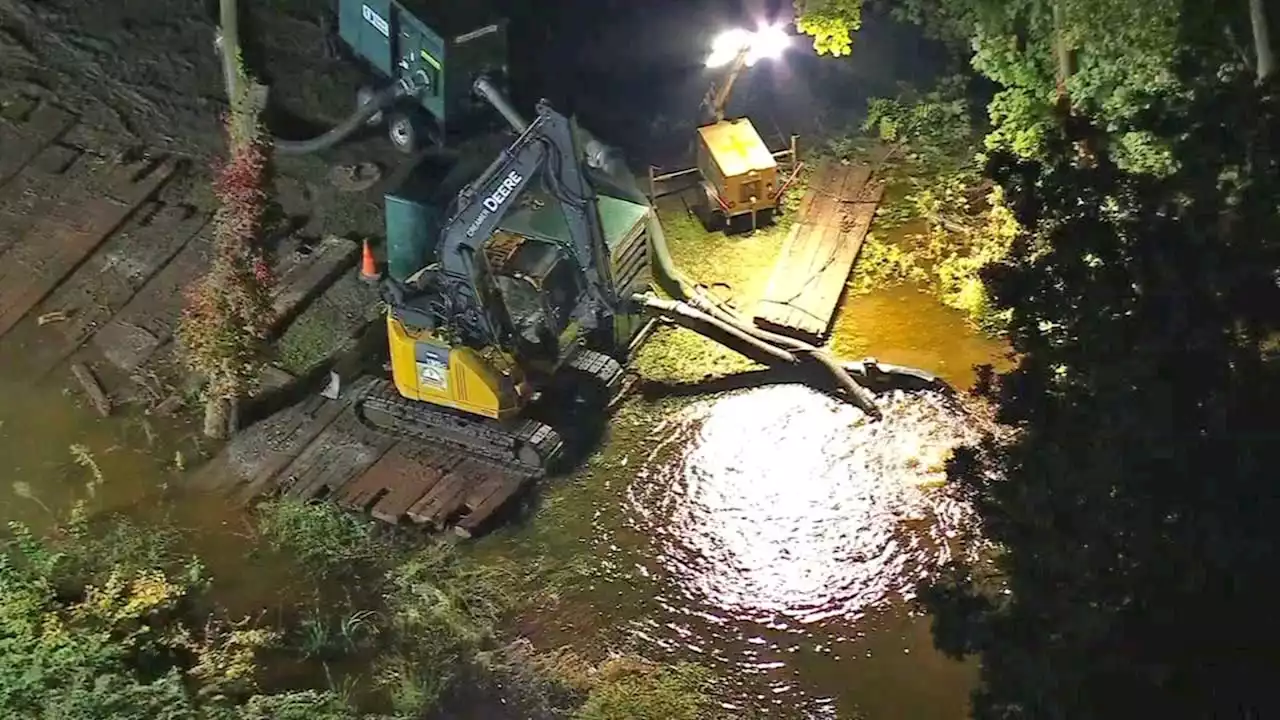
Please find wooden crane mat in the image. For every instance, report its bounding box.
[0,143,179,342]
[198,377,536,538]
[752,162,886,344]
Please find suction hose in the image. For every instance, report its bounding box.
[633,295,797,368]
[473,75,528,133]
[642,215,882,418]
[272,82,410,155]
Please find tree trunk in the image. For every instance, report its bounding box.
[219,0,241,105]
[1052,1,1077,105]
[203,396,230,440]
[1251,0,1275,81]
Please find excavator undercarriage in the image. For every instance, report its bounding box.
[354,347,626,476]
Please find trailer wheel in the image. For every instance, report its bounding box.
[356,85,384,127]
[387,112,421,154]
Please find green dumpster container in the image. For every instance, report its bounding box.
[384,190,441,283]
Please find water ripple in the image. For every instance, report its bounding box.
[616,385,989,716]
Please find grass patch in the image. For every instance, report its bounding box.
[573,657,719,720]
[632,202,791,385]
[275,307,344,376]
[253,498,378,578]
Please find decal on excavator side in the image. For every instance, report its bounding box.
[465,170,523,238]
[415,342,450,390]
[418,357,447,389]
[362,5,390,37]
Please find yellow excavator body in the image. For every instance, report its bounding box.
[385,312,525,422]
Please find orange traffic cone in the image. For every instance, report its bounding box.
[359,239,378,282]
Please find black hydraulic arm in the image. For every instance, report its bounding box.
[434,83,616,347]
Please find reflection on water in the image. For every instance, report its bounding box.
[610,386,988,718]
[2,279,1008,719]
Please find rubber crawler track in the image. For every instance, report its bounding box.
[354,379,564,477]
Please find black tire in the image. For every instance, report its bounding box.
[356,85,384,127]
[387,111,421,154]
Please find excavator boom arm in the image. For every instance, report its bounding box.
[434,83,616,347]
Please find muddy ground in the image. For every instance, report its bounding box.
[0,0,394,242]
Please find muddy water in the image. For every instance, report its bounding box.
[0,370,180,530]
[0,366,310,619]
[475,290,1010,719]
[0,285,1009,719]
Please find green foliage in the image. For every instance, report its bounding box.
[882,0,1252,174]
[856,81,1020,331]
[572,658,718,720]
[179,61,275,419]
[864,80,973,164]
[793,0,863,56]
[923,68,1280,717]
[0,482,727,719]
[0,515,357,719]
[253,500,377,579]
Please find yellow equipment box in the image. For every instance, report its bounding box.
[696,118,779,222]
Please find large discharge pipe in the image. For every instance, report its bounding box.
[640,218,882,418]
[474,75,529,133]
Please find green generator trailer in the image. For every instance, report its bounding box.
[333,0,510,152]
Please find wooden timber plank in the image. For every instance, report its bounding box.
[91,224,213,372]
[0,98,76,188]
[279,410,394,501]
[752,162,884,343]
[836,164,872,201]
[193,394,335,492]
[192,377,372,496]
[0,144,88,257]
[753,224,811,329]
[0,155,177,341]
[796,163,838,218]
[756,204,879,342]
[277,413,357,500]
[336,441,410,511]
[454,474,530,537]
[17,201,209,369]
[406,458,488,527]
[370,450,467,523]
[340,444,465,522]
[91,231,341,374]
[269,235,360,333]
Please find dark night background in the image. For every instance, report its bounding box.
[498,0,949,165]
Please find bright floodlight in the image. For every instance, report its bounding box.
[705,23,790,68]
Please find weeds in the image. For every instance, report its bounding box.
[573,656,719,720]
[70,443,105,497]
[11,481,53,516]
[296,607,335,659]
[253,499,377,578]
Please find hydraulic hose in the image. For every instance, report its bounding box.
[272,82,410,155]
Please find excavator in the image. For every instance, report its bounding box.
[351,77,657,473]
[339,74,895,479]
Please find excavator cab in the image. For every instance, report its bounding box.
[488,232,584,366]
